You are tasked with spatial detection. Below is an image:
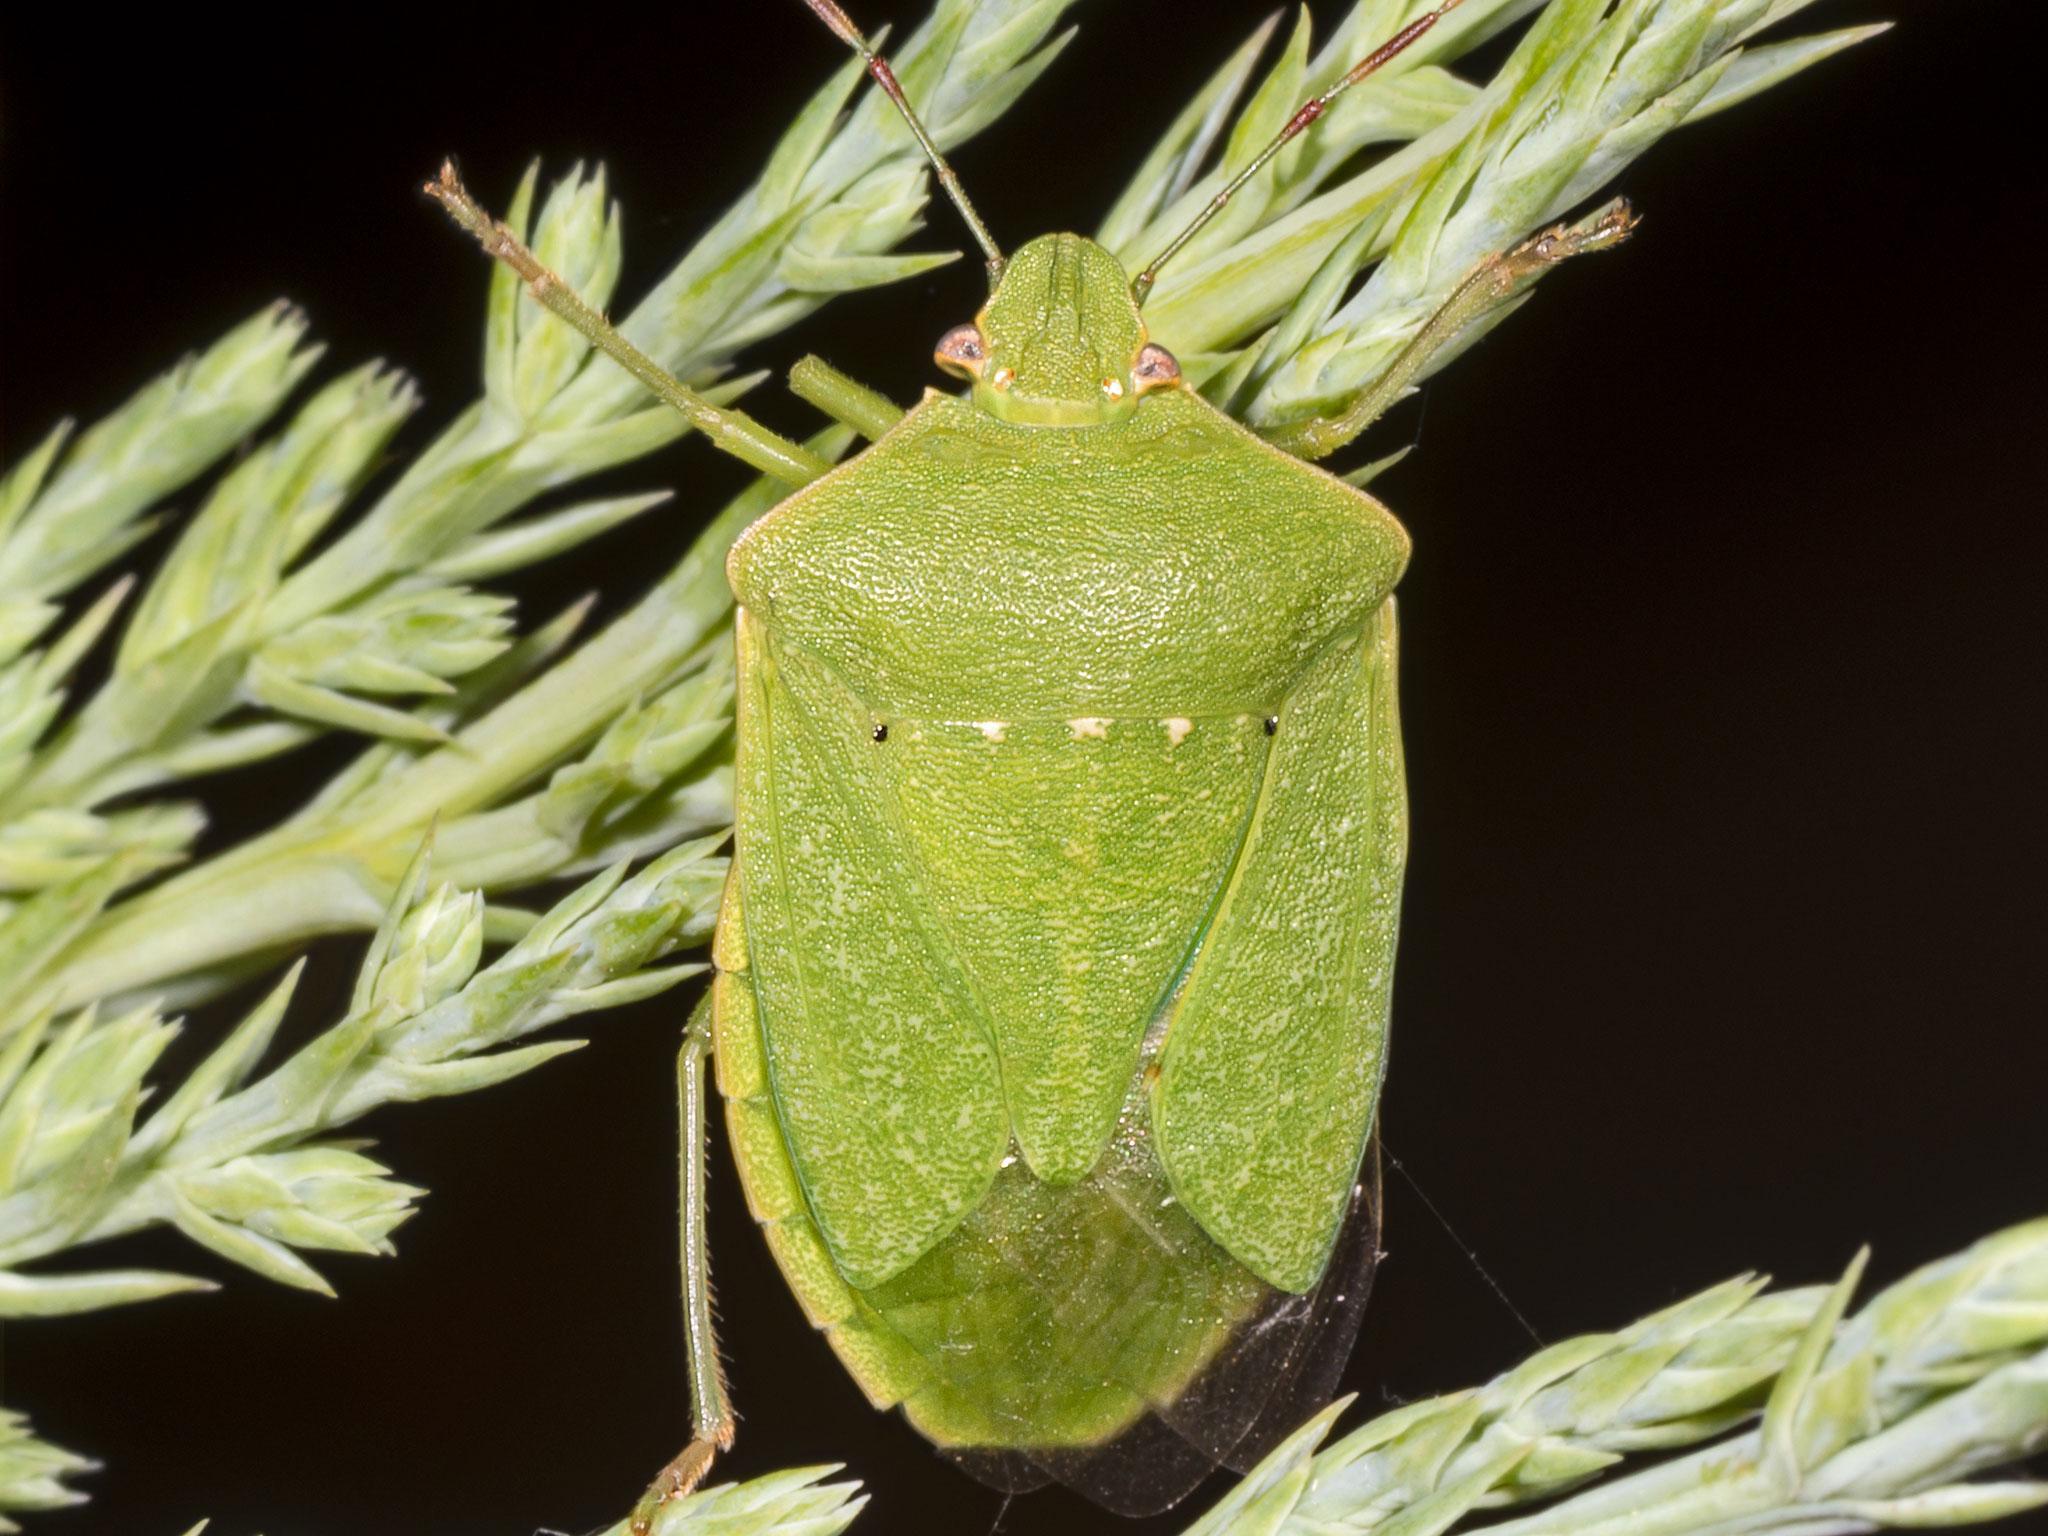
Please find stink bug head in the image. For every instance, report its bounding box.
[936,233,1175,426]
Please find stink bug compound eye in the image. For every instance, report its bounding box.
[1134,341,1182,391]
[934,323,988,378]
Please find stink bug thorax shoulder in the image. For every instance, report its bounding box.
[965,233,1172,427]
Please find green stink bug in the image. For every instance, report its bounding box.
[431,0,1633,1522]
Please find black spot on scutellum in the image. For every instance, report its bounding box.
[1263,716,1279,736]
[872,723,889,744]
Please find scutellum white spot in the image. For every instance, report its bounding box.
[1068,717,1110,739]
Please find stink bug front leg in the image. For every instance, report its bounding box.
[1259,199,1641,463]
[629,993,734,1536]
[788,354,907,442]
[426,163,834,487]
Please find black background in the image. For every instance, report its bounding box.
[2,3,2043,1534]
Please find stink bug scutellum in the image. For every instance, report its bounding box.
[437,0,1727,1527]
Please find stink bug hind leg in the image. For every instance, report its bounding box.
[629,995,735,1535]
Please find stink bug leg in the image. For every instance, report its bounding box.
[425,163,834,488]
[788,354,909,441]
[629,995,732,1535]
[1259,199,1643,462]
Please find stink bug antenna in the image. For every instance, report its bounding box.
[1132,0,1468,306]
[800,0,1007,287]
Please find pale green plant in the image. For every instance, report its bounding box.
[0,836,720,1315]
[132,1471,870,1536]
[0,1411,91,1533]
[10,0,1881,1018]
[5,0,2008,1530]
[1188,1216,2048,1536]
[31,1220,2032,1536]
[0,0,1083,1012]
[540,1215,2048,1535]
[1117,0,1889,433]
